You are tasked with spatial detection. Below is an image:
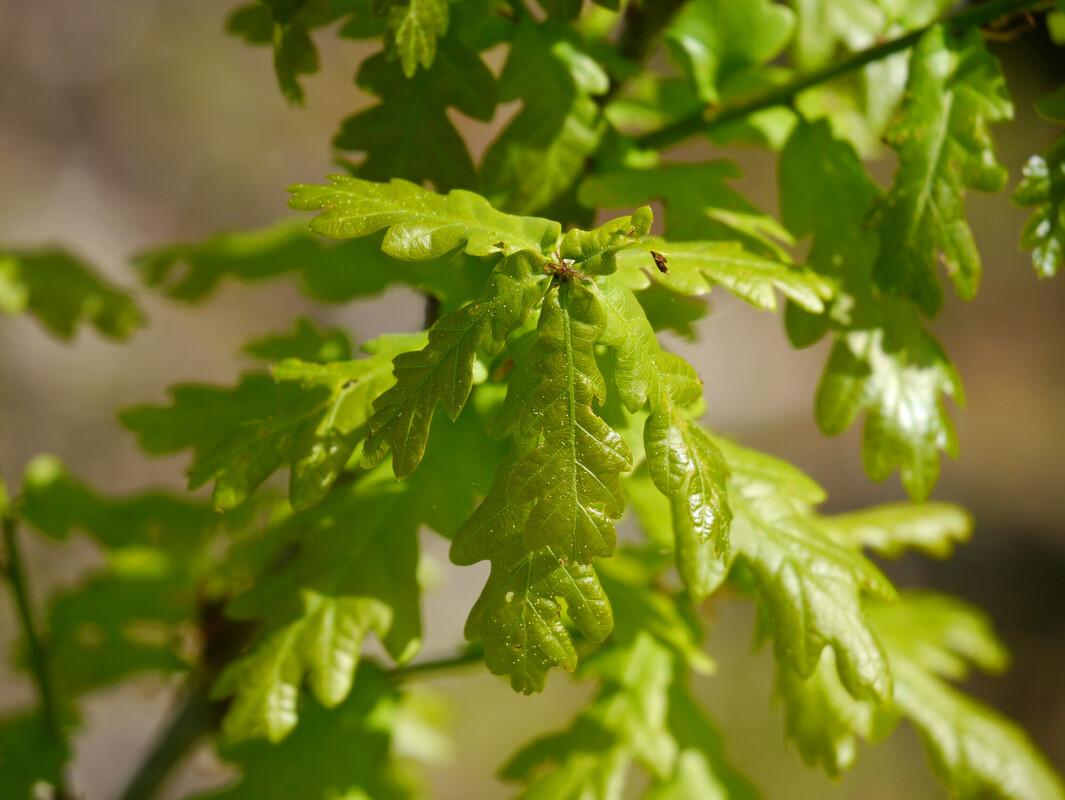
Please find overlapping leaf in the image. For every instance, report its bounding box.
[226,0,365,104]
[136,219,490,308]
[714,439,895,703]
[0,248,142,340]
[870,595,1065,800]
[121,334,423,510]
[243,316,352,364]
[383,0,448,77]
[596,279,731,598]
[579,160,793,256]
[664,0,796,146]
[450,283,631,691]
[780,120,963,499]
[500,556,752,798]
[335,41,496,191]
[217,409,499,742]
[875,25,1013,315]
[450,463,614,694]
[1015,85,1065,278]
[199,665,417,799]
[364,252,546,478]
[615,240,831,314]
[481,21,609,215]
[289,176,561,258]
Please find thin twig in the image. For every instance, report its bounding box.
[636,0,1051,151]
[2,513,72,800]
[389,644,485,682]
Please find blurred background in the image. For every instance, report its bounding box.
[0,1,1063,797]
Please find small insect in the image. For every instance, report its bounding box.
[650,250,669,274]
[543,250,588,282]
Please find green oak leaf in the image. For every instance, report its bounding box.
[596,279,731,597]
[121,334,424,510]
[501,282,632,561]
[450,283,633,691]
[335,40,496,191]
[715,439,896,703]
[816,316,962,501]
[226,0,361,104]
[820,501,970,558]
[665,0,795,105]
[136,219,489,309]
[874,25,1013,315]
[579,160,793,257]
[482,21,609,215]
[216,408,498,742]
[870,594,1065,800]
[199,665,416,799]
[289,176,562,258]
[0,248,143,340]
[385,0,448,77]
[781,120,963,500]
[449,463,614,694]
[1014,86,1065,278]
[615,240,831,313]
[243,317,353,364]
[363,252,546,478]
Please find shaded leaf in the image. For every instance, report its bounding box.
[364,253,546,478]
[336,41,496,191]
[121,334,423,510]
[482,21,609,214]
[243,317,353,364]
[0,248,142,340]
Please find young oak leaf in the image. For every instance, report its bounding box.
[820,500,971,559]
[481,21,610,215]
[288,176,561,259]
[502,282,632,561]
[136,219,489,309]
[0,248,143,341]
[363,252,547,479]
[199,665,416,800]
[869,594,1065,800]
[449,464,614,695]
[217,411,499,743]
[614,240,831,313]
[874,26,1013,315]
[773,498,973,776]
[780,121,963,501]
[1014,85,1065,278]
[449,284,631,691]
[335,40,497,192]
[596,279,731,597]
[579,160,794,258]
[384,0,448,78]
[714,439,895,704]
[121,334,424,510]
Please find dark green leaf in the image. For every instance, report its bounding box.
[482,21,609,214]
[0,248,142,340]
[336,41,497,191]
[243,317,353,363]
[121,334,423,510]
[364,253,546,478]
